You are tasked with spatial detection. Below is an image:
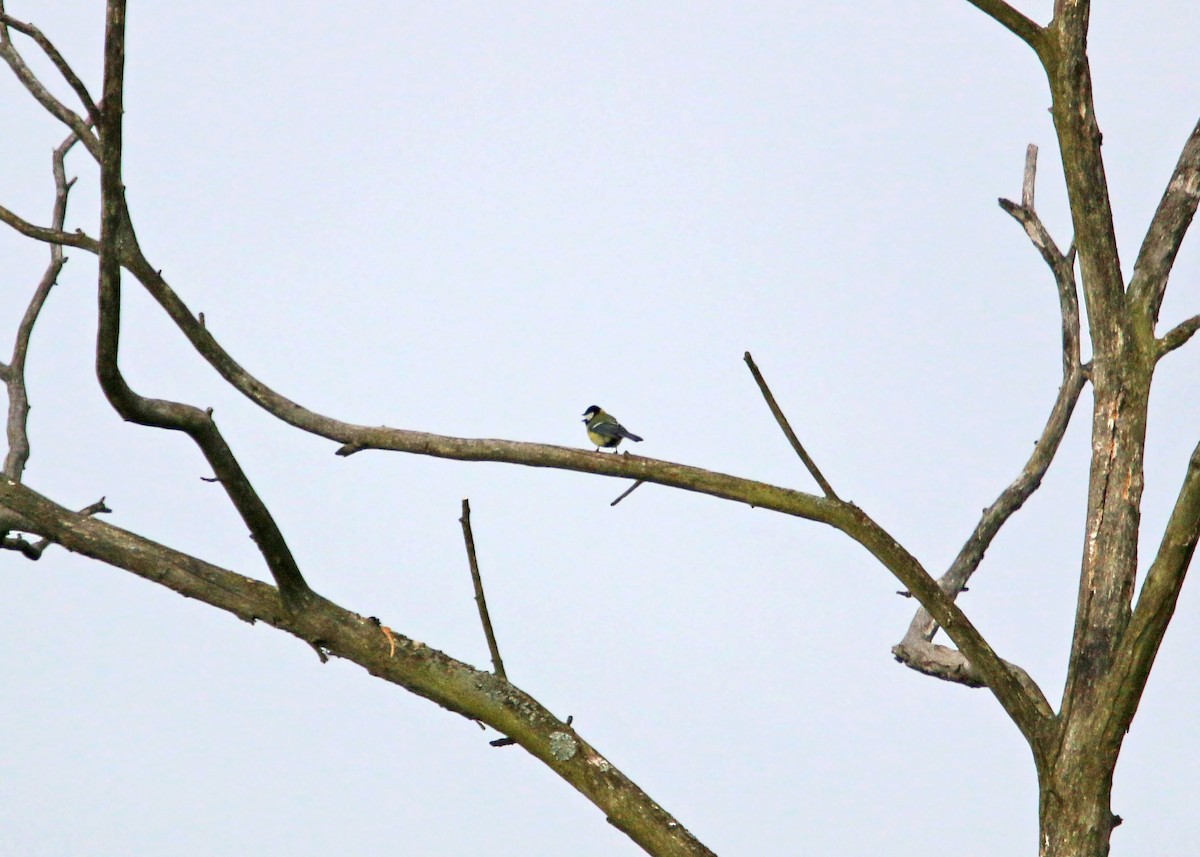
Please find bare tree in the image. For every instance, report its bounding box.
[2,2,1198,856]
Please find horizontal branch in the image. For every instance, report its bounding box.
[6,128,1056,747]
[0,477,715,857]
[113,242,1054,746]
[0,203,98,251]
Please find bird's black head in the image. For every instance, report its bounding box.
[582,405,601,421]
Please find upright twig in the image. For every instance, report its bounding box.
[460,499,506,679]
[998,145,1082,378]
[3,133,78,480]
[743,351,840,500]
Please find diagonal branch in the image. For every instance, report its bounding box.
[1156,313,1200,360]
[0,477,715,857]
[71,220,1062,745]
[0,13,100,126]
[95,0,311,609]
[1101,438,1200,747]
[962,0,1047,53]
[743,351,840,500]
[0,3,100,161]
[894,144,1086,697]
[1128,118,1200,326]
[5,37,1054,745]
[460,499,507,679]
[1,496,110,558]
[3,133,79,480]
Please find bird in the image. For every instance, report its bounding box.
[582,405,643,451]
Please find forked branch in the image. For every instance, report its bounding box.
[0,3,100,160]
[894,145,1086,695]
[95,0,311,609]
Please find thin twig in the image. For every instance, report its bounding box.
[610,479,645,507]
[460,499,506,679]
[4,133,79,480]
[998,144,1082,379]
[743,351,839,500]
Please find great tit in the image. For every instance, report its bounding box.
[582,405,643,451]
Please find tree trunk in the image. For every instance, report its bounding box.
[1038,748,1119,857]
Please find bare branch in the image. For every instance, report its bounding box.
[743,351,840,500]
[610,479,645,506]
[894,362,1085,679]
[998,144,1082,379]
[0,477,716,857]
[1099,439,1200,748]
[1157,313,1200,360]
[1129,118,1200,325]
[1,496,110,559]
[4,133,79,480]
[8,55,1050,743]
[895,145,1087,697]
[0,202,98,251]
[460,499,507,679]
[0,7,100,161]
[111,245,1059,742]
[962,0,1046,52]
[0,14,100,125]
[95,1,311,609]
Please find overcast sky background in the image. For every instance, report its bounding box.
[2,2,1199,854]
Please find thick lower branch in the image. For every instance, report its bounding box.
[0,477,715,857]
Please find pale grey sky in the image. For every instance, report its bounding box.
[2,2,1198,855]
